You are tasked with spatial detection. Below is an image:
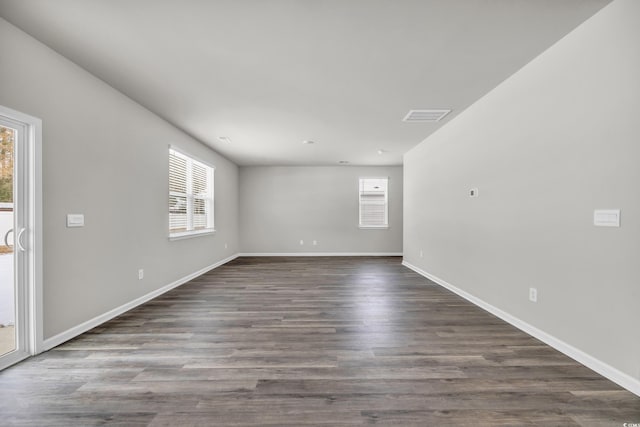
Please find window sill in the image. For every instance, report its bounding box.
[359,225,389,229]
[169,229,216,241]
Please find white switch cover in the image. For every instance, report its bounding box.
[594,209,620,227]
[66,214,85,228]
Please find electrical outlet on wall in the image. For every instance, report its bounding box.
[138,269,144,280]
[299,240,304,245]
[529,287,538,302]
[419,250,423,258]
[312,240,318,246]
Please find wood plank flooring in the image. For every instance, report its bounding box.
[0,256,638,426]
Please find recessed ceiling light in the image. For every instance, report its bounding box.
[302,140,315,145]
[338,160,349,164]
[218,136,232,143]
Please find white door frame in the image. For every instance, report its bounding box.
[0,105,43,370]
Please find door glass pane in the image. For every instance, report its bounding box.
[0,125,15,356]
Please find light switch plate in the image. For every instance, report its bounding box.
[594,209,620,227]
[67,214,85,228]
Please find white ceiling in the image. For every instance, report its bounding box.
[0,0,611,166]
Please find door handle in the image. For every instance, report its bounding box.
[4,228,12,248]
[16,228,26,252]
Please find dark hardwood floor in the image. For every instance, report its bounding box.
[1,256,638,426]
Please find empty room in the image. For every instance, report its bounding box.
[0,0,639,425]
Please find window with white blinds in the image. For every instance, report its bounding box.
[359,177,388,228]
[169,148,214,238]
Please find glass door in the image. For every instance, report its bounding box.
[0,124,16,359]
[0,106,40,370]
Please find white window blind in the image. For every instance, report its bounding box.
[359,177,388,228]
[169,148,214,238]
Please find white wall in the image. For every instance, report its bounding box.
[0,18,239,339]
[404,0,639,388]
[240,166,402,254]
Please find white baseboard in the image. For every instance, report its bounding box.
[402,260,640,398]
[42,253,239,351]
[239,252,403,257]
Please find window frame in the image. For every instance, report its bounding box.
[168,146,215,240]
[358,177,389,229]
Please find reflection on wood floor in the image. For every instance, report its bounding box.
[0,256,638,426]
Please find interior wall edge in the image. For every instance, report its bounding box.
[239,253,403,257]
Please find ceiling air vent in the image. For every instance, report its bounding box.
[402,109,451,123]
